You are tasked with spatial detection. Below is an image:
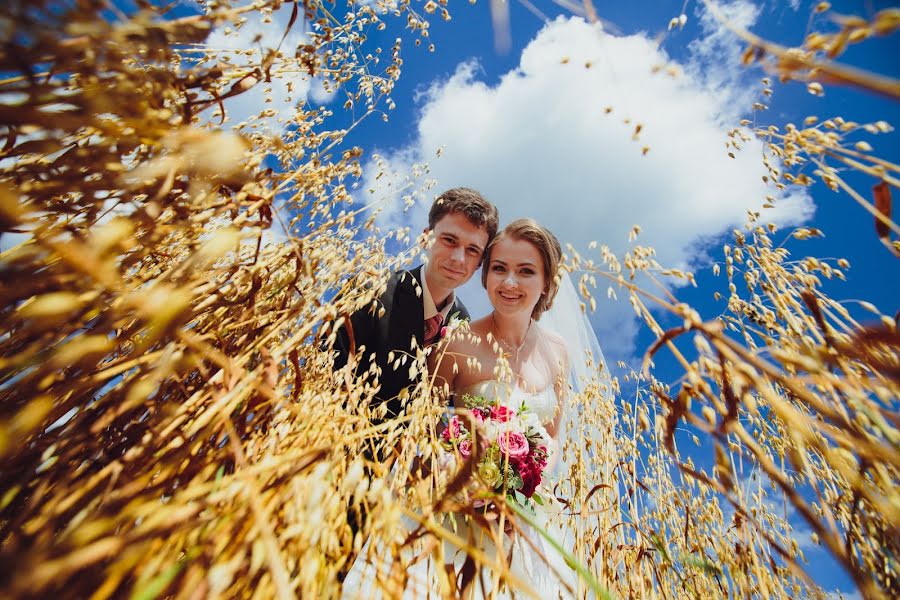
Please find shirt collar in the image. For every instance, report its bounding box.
[421,274,455,321]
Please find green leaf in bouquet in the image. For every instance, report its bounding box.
[484,444,500,462]
[462,393,491,409]
[505,470,523,491]
[532,492,544,506]
[512,490,537,515]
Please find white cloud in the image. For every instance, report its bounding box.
[359,10,813,365]
[199,3,332,133]
[308,77,340,105]
[688,0,761,104]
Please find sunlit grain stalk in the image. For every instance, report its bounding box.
[566,215,897,598]
[2,0,898,599]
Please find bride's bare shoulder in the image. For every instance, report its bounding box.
[534,323,568,362]
[534,321,565,347]
[459,316,492,346]
[468,315,493,334]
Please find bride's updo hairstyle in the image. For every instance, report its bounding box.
[481,218,563,320]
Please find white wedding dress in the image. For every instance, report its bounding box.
[341,379,578,599]
[439,379,578,600]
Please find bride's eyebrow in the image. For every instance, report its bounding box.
[490,259,537,267]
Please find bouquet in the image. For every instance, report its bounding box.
[440,394,552,509]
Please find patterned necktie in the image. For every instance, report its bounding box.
[423,313,444,346]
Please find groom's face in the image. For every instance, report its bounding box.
[423,212,490,294]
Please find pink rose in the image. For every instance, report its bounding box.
[441,416,461,441]
[497,431,529,458]
[440,326,449,338]
[471,410,485,423]
[458,439,472,458]
[490,405,515,422]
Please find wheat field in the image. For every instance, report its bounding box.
[1,1,897,599]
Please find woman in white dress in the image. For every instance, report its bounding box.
[341,219,606,598]
[430,218,582,599]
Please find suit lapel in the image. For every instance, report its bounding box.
[450,295,469,322]
[397,266,471,345]
[395,266,425,347]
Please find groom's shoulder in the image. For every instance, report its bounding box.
[386,266,423,298]
[357,267,423,320]
[345,266,416,319]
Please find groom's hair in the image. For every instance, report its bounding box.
[428,188,500,246]
[481,218,563,320]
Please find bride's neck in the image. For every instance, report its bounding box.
[491,311,531,346]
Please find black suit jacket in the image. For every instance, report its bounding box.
[333,265,470,422]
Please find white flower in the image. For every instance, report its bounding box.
[436,451,457,471]
[482,420,501,442]
[519,411,541,431]
[531,424,552,446]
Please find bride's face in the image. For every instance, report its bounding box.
[485,236,546,318]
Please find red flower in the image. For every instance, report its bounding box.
[512,456,542,498]
[490,405,515,422]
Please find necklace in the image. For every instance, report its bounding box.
[490,313,531,360]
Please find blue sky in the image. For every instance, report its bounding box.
[129,2,898,364]
[100,0,900,596]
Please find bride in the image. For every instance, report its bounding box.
[429,218,591,599]
[341,218,607,598]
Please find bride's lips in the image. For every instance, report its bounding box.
[497,291,522,302]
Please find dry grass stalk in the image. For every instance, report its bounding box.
[564,214,898,598]
[1,1,897,599]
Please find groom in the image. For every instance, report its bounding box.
[333,187,499,425]
[332,188,497,584]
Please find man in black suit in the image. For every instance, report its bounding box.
[332,188,498,581]
[333,187,499,426]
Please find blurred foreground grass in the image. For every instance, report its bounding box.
[0,1,897,598]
